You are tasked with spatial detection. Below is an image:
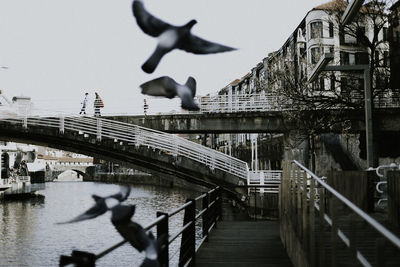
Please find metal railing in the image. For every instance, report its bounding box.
[280,160,400,267]
[0,116,249,180]
[197,93,287,113]
[247,170,282,194]
[196,92,400,113]
[63,186,223,267]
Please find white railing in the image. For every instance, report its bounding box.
[196,91,400,114]
[247,170,282,193]
[0,116,249,181]
[197,94,288,113]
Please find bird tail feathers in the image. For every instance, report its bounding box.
[142,48,167,74]
[185,76,196,97]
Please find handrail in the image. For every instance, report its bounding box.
[292,160,400,249]
[197,92,400,113]
[0,116,249,180]
[80,186,223,266]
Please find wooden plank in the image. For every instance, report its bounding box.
[195,221,293,267]
[388,171,400,228]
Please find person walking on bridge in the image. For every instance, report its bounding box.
[79,92,89,115]
[93,92,104,117]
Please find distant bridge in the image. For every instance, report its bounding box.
[105,108,400,134]
[0,116,248,188]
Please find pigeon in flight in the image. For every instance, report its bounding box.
[57,186,131,224]
[140,76,200,111]
[111,204,167,267]
[132,0,236,73]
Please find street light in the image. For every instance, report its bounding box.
[341,0,365,25]
[307,53,374,167]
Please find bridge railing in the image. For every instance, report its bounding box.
[0,116,249,180]
[196,92,400,113]
[197,93,287,113]
[247,170,282,194]
[280,160,400,267]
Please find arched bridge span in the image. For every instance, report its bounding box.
[0,116,248,188]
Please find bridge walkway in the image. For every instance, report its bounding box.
[194,220,292,267]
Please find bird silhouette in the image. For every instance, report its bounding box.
[111,204,167,267]
[57,186,131,224]
[140,76,200,111]
[132,0,236,73]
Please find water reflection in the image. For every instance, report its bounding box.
[0,182,198,267]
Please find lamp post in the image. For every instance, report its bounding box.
[341,0,365,25]
[308,53,374,167]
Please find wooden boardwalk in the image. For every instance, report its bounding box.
[194,220,293,267]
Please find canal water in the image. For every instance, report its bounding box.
[0,182,199,267]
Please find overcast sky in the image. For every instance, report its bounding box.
[0,0,326,115]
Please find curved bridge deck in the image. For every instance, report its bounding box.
[0,116,248,188]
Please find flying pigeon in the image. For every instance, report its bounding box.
[111,204,167,267]
[57,186,131,224]
[132,0,236,73]
[140,76,200,111]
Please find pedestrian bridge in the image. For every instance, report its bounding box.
[0,116,248,188]
[105,93,400,133]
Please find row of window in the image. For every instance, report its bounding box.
[309,21,389,43]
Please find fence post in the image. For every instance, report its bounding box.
[23,116,28,128]
[59,116,65,134]
[156,212,169,267]
[96,118,102,141]
[202,192,209,241]
[319,187,326,266]
[302,170,308,254]
[330,195,338,267]
[309,177,316,267]
[217,187,222,221]
[179,199,196,267]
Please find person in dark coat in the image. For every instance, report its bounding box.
[93,92,104,117]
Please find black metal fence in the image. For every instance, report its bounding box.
[69,186,222,267]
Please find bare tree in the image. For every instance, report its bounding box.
[263,0,397,168]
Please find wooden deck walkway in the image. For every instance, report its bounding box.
[194,220,293,267]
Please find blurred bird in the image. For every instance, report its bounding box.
[111,204,167,267]
[140,76,199,111]
[132,0,236,73]
[57,186,131,224]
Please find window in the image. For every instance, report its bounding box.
[355,52,369,64]
[375,51,380,66]
[329,22,334,37]
[340,51,350,65]
[310,21,323,39]
[330,74,336,91]
[356,27,366,44]
[383,27,388,42]
[319,77,325,91]
[311,47,321,64]
[383,51,389,67]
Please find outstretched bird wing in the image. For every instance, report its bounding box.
[110,186,131,202]
[132,0,171,37]
[140,76,177,99]
[57,201,107,224]
[179,35,237,54]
